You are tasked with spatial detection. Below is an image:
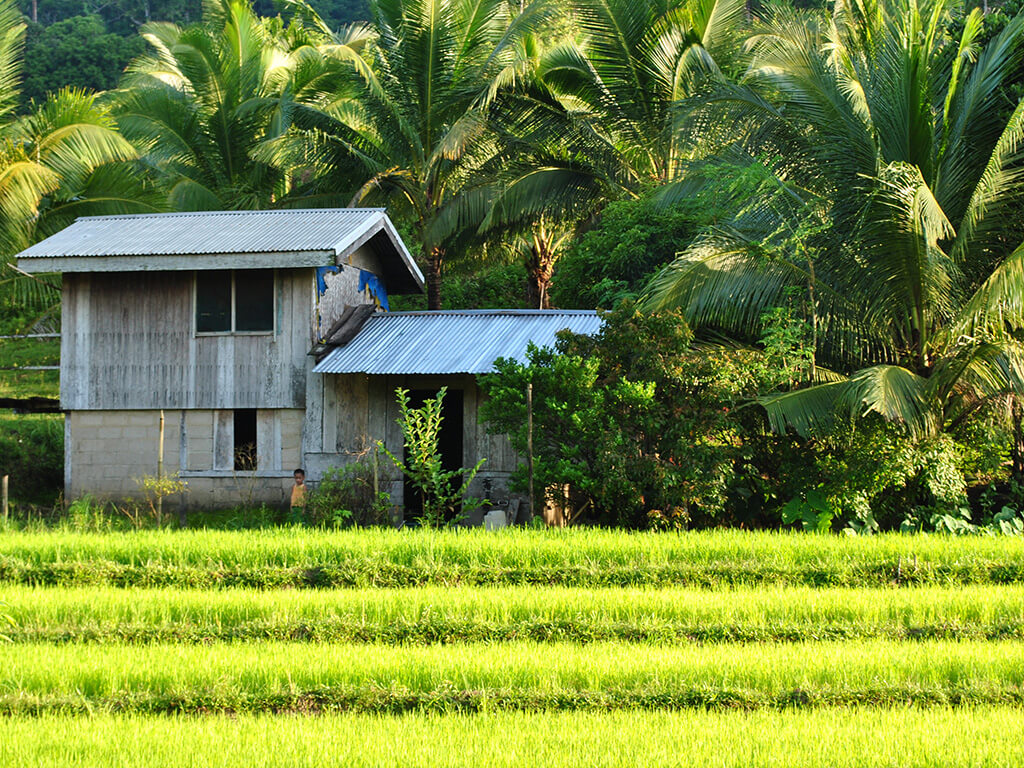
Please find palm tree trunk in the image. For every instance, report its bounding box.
[426,247,444,310]
[1012,395,1024,482]
[807,256,817,381]
[525,241,555,309]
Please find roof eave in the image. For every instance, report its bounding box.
[16,250,337,274]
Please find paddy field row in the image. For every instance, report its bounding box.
[4,584,1024,643]
[2,639,1024,713]
[3,528,1024,586]
[1,708,1023,767]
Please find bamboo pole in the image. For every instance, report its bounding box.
[526,383,534,522]
[157,410,165,520]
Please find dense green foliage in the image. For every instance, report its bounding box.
[17,0,368,101]
[21,16,145,105]
[481,304,783,527]
[0,414,61,503]
[550,195,708,309]
[647,0,1024,446]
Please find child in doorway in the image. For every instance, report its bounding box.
[289,468,307,524]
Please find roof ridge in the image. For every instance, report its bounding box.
[375,309,599,317]
[76,208,387,222]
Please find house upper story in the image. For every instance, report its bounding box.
[16,209,425,412]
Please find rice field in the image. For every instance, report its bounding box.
[3,639,1024,712]
[3,528,1024,764]
[2,708,1023,768]
[4,527,1024,586]
[5,583,1024,642]
[4,708,1024,768]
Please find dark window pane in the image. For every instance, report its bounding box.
[196,270,232,332]
[234,409,258,471]
[235,270,274,331]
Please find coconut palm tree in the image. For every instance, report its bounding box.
[488,0,748,209]
[645,0,1024,443]
[113,0,317,211]
[262,0,553,309]
[479,0,748,304]
[0,0,146,320]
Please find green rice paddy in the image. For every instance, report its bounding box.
[3,708,1023,767]
[2,528,1024,763]
[3,527,1023,586]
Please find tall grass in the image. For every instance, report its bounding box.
[2,528,1024,586]
[4,584,1024,643]
[2,709,1023,767]
[2,640,1023,712]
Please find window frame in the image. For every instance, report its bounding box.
[193,269,277,337]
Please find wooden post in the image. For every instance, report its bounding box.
[372,445,380,499]
[157,410,165,520]
[1,475,7,524]
[526,383,534,522]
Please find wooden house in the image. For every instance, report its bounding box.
[16,210,599,514]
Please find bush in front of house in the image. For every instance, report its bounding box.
[479,302,1021,533]
[306,452,394,528]
[479,303,781,528]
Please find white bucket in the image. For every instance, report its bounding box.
[483,509,507,531]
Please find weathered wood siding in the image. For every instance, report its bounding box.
[61,269,316,410]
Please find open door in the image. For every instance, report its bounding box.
[402,388,464,522]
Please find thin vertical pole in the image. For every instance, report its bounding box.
[526,383,534,521]
[157,410,165,520]
[1,475,7,524]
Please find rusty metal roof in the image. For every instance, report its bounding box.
[18,208,386,257]
[313,310,602,375]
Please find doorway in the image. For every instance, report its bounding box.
[402,388,464,521]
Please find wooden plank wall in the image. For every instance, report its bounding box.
[317,373,519,475]
[61,269,315,410]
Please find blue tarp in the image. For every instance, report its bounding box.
[358,270,390,311]
[315,265,341,296]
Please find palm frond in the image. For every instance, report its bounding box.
[759,364,933,437]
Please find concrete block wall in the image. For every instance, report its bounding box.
[67,408,304,508]
[68,410,182,499]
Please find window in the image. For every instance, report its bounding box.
[233,409,257,470]
[196,270,274,333]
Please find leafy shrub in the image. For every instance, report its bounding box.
[307,452,393,528]
[480,303,778,528]
[380,388,485,527]
[119,474,188,529]
[772,417,1014,535]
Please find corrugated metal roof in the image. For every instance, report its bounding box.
[18,208,385,258]
[314,310,603,375]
